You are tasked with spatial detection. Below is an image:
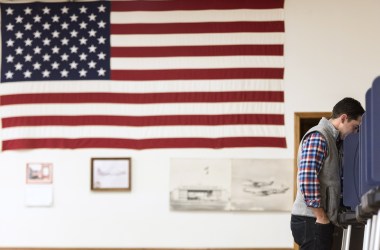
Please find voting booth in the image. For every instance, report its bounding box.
[341,76,380,250]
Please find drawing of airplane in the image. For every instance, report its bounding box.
[243,184,289,196]
[242,178,275,188]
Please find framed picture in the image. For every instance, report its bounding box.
[26,163,53,184]
[91,158,131,191]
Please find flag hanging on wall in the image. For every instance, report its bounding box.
[0,0,286,150]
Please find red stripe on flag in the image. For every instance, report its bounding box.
[111,68,284,81]
[111,0,284,11]
[2,114,285,128]
[111,45,284,57]
[2,137,287,150]
[111,21,284,35]
[1,91,284,105]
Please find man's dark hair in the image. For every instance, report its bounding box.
[331,97,365,120]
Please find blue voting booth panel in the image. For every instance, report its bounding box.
[359,112,370,197]
[358,77,380,197]
[359,89,374,197]
[371,77,380,182]
[343,132,360,210]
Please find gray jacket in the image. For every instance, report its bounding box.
[291,117,342,225]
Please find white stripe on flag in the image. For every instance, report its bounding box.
[2,125,286,140]
[0,80,284,95]
[110,56,284,70]
[111,33,284,47]
[111,9,284,24]
[0,102,285,118]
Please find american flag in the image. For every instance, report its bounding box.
[0,0,286,150]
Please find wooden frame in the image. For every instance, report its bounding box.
[91,158,132,191]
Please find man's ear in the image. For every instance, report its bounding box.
[340,114,348,123]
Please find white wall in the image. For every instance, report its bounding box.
[1,0,380,248]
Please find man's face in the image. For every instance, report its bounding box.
[340,115,362,140]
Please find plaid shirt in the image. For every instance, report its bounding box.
[299,132,328,208]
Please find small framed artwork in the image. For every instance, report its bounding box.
[26,163,53,184]
[91,158,131,191]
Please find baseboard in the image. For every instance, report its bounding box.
[0,248,293,250]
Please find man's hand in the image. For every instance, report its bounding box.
[311,207,330,224]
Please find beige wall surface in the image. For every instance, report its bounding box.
[1,0,380,248]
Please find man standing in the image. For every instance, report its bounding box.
[291,97,365,250]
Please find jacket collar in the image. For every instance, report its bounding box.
[319,117,340,141]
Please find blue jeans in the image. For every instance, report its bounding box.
[291,215,335,250]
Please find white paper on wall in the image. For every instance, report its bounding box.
[24,185,53,207]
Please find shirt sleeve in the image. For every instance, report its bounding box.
[298,132,328,208]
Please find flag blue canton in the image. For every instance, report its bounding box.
[1,2,110,82]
